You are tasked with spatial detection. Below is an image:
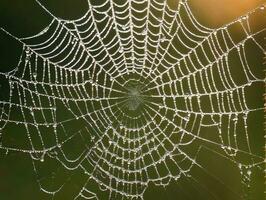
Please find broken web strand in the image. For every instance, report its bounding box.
[0,0,265,199]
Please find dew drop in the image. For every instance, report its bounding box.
[160,36,166,43]
[33,72,37,79]
[142,29,147,35]
[122,25,127,30]
[238,163,242,169]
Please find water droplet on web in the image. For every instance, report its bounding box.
[122,25,127,30]
[5,73,9,79]
[33,72,37,79]
[242,16,247,20]
[161,36,166,42]
[142,28,147,35]
[25,47,30,54]
[243,111,248,120]
[238,163,242,169]
[246,35,252,39]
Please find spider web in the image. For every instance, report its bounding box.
[0,0,265,199]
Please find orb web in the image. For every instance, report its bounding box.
[0,0,265,199]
